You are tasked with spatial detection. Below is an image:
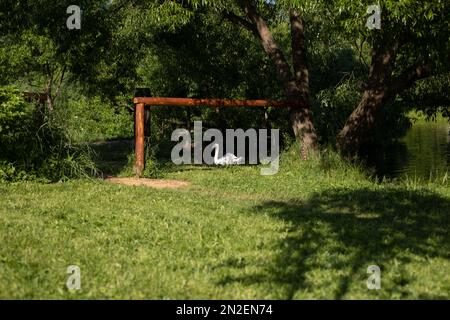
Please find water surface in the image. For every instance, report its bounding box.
[366,121,450,181]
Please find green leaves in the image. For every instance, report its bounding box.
[0,86,29,136]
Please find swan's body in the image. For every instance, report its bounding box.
[213,143,244,165]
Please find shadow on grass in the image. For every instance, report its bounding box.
[220,187,450,299]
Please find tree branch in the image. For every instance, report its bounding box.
[54,65,67,101]
[241,1,295,93]
[222,10,259,38]
[44,63,54,96]
[290,9,309,97]
[390,62,433,96]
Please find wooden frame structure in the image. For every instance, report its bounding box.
[132,97,306,177]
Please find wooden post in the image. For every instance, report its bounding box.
[134,102,145,177]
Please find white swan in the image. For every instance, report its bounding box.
[213,143,244,165]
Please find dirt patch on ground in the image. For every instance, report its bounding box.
[105,177,190,189]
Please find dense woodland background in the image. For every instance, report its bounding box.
[0,0,449,181]
[1,1,450,300]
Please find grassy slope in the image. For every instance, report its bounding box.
[0,149,449,299]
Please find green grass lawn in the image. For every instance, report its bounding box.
[0,149,449,299]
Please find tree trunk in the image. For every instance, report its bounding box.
[337,61,432,156]
[336,23,434,157]
[240,3,317,158]
[44,77,54,113]
[336,38,398,156]
[289,9,317,159]
[43,64,65,113]
[46,94,54,112]
[336,89,387,156]
[290,106,317,159]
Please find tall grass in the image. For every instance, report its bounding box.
[0,86,98,182]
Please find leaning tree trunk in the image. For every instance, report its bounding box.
[336,44,432,157]
[336,37,399,157]
[336,88,387,156]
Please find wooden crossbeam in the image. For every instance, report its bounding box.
[133,97,306,108]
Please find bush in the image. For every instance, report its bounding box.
[0,85,98,182]
[0,86,34,160]
[57,93,133,143]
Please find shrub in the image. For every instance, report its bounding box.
[0,86,34,161]
[57,94,133,143]
[0,85,98,182]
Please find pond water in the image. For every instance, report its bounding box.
[364,121,450,181]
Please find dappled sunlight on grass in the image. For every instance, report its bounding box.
[0,149,449,299]
[223,187,450,299]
